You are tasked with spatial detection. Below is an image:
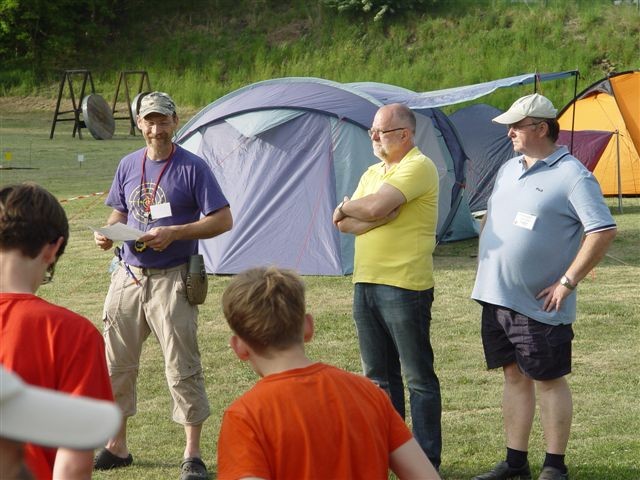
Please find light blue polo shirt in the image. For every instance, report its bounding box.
[471,146,616,325]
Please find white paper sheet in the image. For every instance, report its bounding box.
[89,223,145,242]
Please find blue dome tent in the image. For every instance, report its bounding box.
[175,77,477,275]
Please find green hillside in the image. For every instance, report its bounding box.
[2,0,639,112]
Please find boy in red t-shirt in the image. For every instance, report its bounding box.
[217,266,440,480]
[0,183,116,480]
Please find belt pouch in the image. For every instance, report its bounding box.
[186,254,208,305]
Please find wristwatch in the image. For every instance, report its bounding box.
[560,275,576,290]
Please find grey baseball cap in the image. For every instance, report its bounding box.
[492,93,557,124]
[138,91,176,118]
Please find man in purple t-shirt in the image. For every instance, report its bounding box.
[93,92,232,480]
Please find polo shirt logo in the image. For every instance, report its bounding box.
[536,187,544,192]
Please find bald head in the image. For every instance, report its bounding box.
[379,103,416,134]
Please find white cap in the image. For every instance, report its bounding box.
[492,93,557,124]
[0,366,121,449]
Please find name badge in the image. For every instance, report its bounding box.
[150,202,172,220]
[514,211,537,230]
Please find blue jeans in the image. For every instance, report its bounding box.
[353,283,442,468]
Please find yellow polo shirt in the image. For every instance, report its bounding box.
[352,147,438,290]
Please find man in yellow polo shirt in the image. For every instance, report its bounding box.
[333,103,441,470]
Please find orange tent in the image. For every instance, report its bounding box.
[558,71,640,196]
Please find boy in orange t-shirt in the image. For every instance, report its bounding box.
[217,266,440,480]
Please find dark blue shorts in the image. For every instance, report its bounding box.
[481,304,574,380]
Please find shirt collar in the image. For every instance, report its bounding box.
[545,145,570,167]
[518,145,569,171]
[375,146,419,170]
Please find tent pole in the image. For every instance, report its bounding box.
[569,70,579,154]
[616,129,623,213]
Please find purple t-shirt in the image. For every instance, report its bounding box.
[106,144,228,268]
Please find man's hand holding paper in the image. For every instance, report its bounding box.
[90,223,146,251]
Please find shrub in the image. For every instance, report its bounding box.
[323,0,437,21]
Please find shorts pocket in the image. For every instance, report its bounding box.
[545,324,574,347]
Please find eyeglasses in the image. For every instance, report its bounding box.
[508,121,543,132]
[41,264,55,285]
[368,127,406,138]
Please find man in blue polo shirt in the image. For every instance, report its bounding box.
[471,94,616,480]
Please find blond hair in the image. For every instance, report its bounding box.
[222,266,306,353]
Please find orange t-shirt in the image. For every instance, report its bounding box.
[0,293,114,480]
[217,363,413,480]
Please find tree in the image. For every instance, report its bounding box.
[0,0,121,75]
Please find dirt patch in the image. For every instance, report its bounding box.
[267,19,312,46]
[0,96,59,113]
[0,96,199,120]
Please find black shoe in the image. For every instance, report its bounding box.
[538,466,569,480]
[472,461,532,480]
[93,448,133,470]
[180,457,208,480]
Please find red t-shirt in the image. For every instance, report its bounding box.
[217,362,413,479]
[0,293,114,480]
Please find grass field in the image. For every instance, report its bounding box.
[1,108,639,480]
